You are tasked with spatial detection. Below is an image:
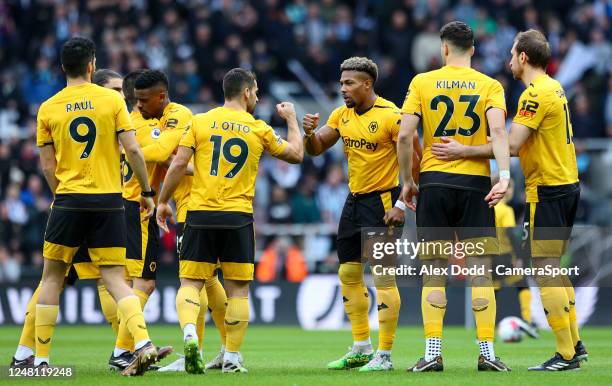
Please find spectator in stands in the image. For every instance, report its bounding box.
[256,236,308,283]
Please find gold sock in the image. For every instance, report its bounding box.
[206,275,228,345]
[422,286,446,338]
[518,288,532,324]
[561,276,580,345]
[225,297,249,352]
[117,296,150,345]
[540,286,574,360]
[196,287,207,349]
[18,284,40,349]
[376,286,401,351]
[176,286,202,330]
[98,285,119,335]
[35,304,59,360]
[115,308,134,352]
[339,263,370,342]
[133,288,150,310]
[472,286,496,341]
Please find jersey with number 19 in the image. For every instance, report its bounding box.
[177,106,287,281]
[36,83,132,266]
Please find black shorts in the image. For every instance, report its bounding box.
[176,222,186,255]
[524,191,579,258]
[337,186,400,264]
[416,186,497,258]
[43,194,126,265]
[124,199,159,279]
[180,211,255,281]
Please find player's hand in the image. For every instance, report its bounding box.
[276,102,296,120]
[485,178,509,207]
[384,207,405,227]
[140,196,155,221]
[156,202,175,233]
[302,113,320,136]
[431,137,465,161]
[401,180,419,212]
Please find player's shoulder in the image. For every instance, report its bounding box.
[166,102,193,118]
[372,96,401,119]
[373,96,399,110]
[527,75,564,97]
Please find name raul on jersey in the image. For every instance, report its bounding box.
[65,100,94,112]
[436,80,476,90]
[343,136,378,151]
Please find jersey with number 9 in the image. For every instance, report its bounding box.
[402,65,506,188]
[179,106,287,214]
[36,83,132,195]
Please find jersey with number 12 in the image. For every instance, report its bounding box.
[36,83,133,195]
[402,65,506,184]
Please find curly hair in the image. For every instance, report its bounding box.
[340,57,378,82]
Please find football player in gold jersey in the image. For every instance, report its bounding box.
[132,70,232,372]
[431,29,586,371]
[34,37,158,375]
[157,68,303,373]
[397,21,510,372]
[302,57,421,372]
[10,69,125,370]
[103,69,173,371]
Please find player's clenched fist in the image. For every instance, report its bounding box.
[276,102,296,120]
[302,113,320,136]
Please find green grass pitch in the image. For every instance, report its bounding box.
[1,325,611,385]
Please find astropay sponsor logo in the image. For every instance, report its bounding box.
[296,275,379,330]
[342,136,378,151]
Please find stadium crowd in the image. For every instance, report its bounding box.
[0,0,610,281]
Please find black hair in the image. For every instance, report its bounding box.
[60,37,96,78]
[134,69,169,90]
[440,21,474,51]
[222,68,256,100]
[123,69,146,105]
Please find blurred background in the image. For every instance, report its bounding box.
[0,0,612,328]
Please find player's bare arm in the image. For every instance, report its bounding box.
[118,130,155,219]
[39,144,59,194]
[302,113,341,156]
[397,113,421,211]
[274,102,304,163]
[484,107,511,207]
[156,145,193,232]
[431,121,533,160]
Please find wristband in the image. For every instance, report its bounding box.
[141,189,156,198]
[499,170,511,180]
[394,200,406,211]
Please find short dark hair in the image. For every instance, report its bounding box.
[61,37,96,78]
[134,69,169,90]
[340,57,378,82]
[440,21,474,51]
[223,68,256,100]
[93,69,122,87]
[123,69,146,105]
[514,29,551,70]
